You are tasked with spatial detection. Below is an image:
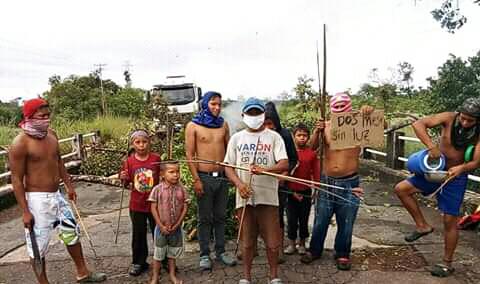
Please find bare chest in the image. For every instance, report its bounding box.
[27,135,59,162]
[196,127,225,145]
[325,146,360,160]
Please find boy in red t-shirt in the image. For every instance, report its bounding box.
[119,130,161,276]
[284,123,320,255]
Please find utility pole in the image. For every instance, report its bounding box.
[122,60,133,87]
[94,63,107,115]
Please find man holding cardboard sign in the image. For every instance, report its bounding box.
[329,109,385,150]
[301,92,376,271]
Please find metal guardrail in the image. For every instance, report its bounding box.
[0,131,99,198]
[365,149,387,157]
[58,136,75,144]
[364,132,480,184]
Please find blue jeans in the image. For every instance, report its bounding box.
[309,175,360,259]
[197,173,229,257]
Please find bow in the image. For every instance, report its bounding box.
[235,137,260,256]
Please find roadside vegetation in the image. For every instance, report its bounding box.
[1,50,480,234]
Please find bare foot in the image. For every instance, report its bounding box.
[169,273,183,284]
[150,277,160,284]
[417,225,433,233]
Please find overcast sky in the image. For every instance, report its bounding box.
[1,0,479,102]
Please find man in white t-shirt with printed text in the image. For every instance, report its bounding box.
[224,98,288,284]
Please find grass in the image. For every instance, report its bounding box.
[0,115,134,146]
[401,126,425,157]
[0,126,20,148]
[0,116,135,184]
[51,115,134,142]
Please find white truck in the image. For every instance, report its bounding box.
[148,75,202,133]
[149,75,202,114]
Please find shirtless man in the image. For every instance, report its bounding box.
[9,98,106,283]
[301,93,370,271]
[394,98,480,277]
[185,91,237,270]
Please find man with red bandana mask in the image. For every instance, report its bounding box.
[9,98,107,283]
[18,98,51,139]
[301,92,373,271]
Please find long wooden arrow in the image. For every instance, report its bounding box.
[316,25,328,155]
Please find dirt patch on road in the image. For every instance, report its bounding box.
[353,246,427,272]
[0,204,20,225]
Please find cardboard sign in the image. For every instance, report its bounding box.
[330,110,384,150]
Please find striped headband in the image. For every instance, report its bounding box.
[130,130,149,142]
[330,92,352,113]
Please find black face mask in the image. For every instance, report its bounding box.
[451,114,480,150]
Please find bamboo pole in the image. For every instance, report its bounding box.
[115,139,130,244]
[70,201,98,259]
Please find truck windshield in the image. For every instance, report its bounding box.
[152,87,195,105]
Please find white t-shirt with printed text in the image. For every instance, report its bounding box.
[224,128,288,209]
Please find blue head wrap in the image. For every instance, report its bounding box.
[191,91,224,128]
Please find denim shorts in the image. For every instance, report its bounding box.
[153,226,184,260]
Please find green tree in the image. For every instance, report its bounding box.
[353,83,397,116]
[107,87,146,117]
[0,99,21,125]
[427,52,480,113]
[428,0,480,33]
[293,75,317,112]
[396,62,415,98]
[44,74,121,120]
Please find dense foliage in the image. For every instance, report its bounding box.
[427,52,480,114]
[0,100,21,125]
[2,50,480,231]
[43,74,146,121]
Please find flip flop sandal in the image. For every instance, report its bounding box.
[270,278,283,284]
[336,257,352,271]
[77,272,107,283]
[430,263,455,277]
[404,228,434,242]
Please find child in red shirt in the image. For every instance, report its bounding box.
[284,123,321,255]
[119,130,161,276]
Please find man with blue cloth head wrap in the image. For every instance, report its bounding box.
[191,91,225,128]
[185,91,237,270]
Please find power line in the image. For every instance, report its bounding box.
[122,60,133,72]
[93,63,107,115]
[122,60,133,86]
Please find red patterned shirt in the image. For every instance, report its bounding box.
[121,153,161,212]
[148,181,188,227]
